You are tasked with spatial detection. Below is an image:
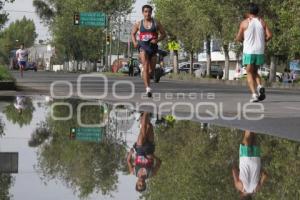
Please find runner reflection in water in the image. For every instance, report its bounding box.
[232,131,268,199]
[14,96,27,114]
[127,112,161,192]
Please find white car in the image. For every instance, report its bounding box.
[234,65,282,82]
[259,66,283,82]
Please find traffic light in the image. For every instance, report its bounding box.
[74,13,80,25]
[106,35,111,44]
[69,128,76,140]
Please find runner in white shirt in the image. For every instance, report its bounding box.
[16,43,29,78]
[232,130,268,199]
[235,3,272,102]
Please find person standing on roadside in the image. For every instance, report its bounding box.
[236,3,272,102]
[131,5,166,98]
[16,43,29,78]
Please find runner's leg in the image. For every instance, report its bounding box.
[140,51,151,89]
[19,63,24,78]
[150,55,157,78]
[254,66,262,86]
[246,64,257,94]
[254,65,266,101]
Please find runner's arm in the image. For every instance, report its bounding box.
[255,169,268,192]
[131,22,139,48]
[156,20,166,42]
[152,155,162,177]
[235,22,245,42]
[127,148,134,174]
[264,22,272,42]
[16,50,19,60]
[232,165,243,191]
[141,113,150,139]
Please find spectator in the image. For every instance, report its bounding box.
[282,68,290,86]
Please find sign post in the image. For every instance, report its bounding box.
[74,12,107,27]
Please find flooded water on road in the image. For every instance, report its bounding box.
[0,96,299,200]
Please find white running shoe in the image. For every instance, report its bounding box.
[146,87,152,98]
[250,93,259,103]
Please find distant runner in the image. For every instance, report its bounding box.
[236,3,272,102]
[131,5,166,97]
[16,43,29,78]
[232,130,268,199]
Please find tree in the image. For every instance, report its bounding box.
[0,17,37,63]
[0,173,14,200]
[35,99,128,198]
[153,0,206,75]
[33,0,134,64]
[143,121,300,200]
[0,0,14,30]
[3,97,35,127]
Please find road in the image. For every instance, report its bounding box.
[3,71,300,142]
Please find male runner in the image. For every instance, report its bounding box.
[232,130,268,199]
[236,3,272,102]
[16,43,29,78]
[131,5,166,97]
[127,112,161,192]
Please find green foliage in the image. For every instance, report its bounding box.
[0,173,14,200]
[0,17,37,63]
[36,99,127,198]
[143,121,300,200]
[0,65,13,80]
[3,97,35,127]
[0,0,14,30]
[33,0,135,61]
[153,0,300,69]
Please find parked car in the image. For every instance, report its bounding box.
[164,66,173,75]
[292,70,300,81]
[234,64,247,80]
[178,62,202,73]
[25,62,38,72]
[118,64,139,76]
[195,64,224,79]
[258,66,282,82]
[235,65,282,82]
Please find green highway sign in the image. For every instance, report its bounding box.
[70,127,104,143]
[74,12,107,27]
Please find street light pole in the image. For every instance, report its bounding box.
[117,15,121,62]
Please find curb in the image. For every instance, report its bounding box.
[163,77,300,90]
[0,81,16,90]
[16,85,49,93]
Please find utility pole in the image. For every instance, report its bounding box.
[117,15,121,62]
[109,31,112,70]
[105,29,109,70]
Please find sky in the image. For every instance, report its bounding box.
[3,0,149,41]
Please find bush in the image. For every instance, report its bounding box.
[0,65,14,81]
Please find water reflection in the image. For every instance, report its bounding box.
[232,131,267,199]
[0,173,14,200]
[127,112,161,192]
[0,97,300,199]
[36,99,128,198]
[3,96,34,127]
